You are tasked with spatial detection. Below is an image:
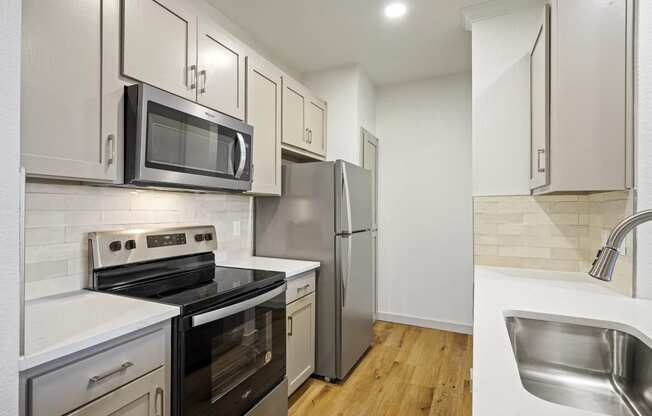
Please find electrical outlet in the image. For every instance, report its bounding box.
[233,220,241,237]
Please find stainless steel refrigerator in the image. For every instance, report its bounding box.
[255,160,374,381]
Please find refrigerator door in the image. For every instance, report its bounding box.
[336,231,374,379]
[336,161,372,234]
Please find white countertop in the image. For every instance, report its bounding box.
[21,290,180,371]
[473,266,652,416]
[215,256,320,279]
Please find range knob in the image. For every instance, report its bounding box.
[194,234,204,242]
[125,240,137,250]
[204,233,213,241]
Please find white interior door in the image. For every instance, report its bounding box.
[362,129,379,319]
[197,21,246,119]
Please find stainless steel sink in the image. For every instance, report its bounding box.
[505,316,652,415]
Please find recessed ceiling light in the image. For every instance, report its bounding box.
[384,2,407,19]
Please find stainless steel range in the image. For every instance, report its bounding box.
[88,226,288,416]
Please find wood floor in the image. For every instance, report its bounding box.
[289,321,473,416]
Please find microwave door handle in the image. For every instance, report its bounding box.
[235,132,247,179]
[191,283,286,328]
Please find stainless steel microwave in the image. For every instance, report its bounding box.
[125,83,253,192]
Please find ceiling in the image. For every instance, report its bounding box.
[208,0,481,86]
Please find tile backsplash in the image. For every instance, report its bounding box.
[474,191,635,296]
[24,181,254,300]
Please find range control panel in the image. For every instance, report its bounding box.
[89,226,217,271]
[147,233,187,248]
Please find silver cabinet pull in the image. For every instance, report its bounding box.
[189,65,197,89]
[155,387,164,416]
[288,316,293,336]
[305,128,309,143]
[537,149,545,173]
[107,134,115,165]
[310,129,313,144]
[88,362,133,384]
[299,283,310,291]
[200,69,207,94]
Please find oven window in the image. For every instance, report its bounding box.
[182,290,286,416]
[145,101,238,178]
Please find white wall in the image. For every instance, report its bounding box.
[0,0,21,413]
[375,73,474,333]
[304,65,376,165]
[636,1,652,298]
[471,7,542,196]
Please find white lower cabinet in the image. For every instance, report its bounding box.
[286,290,316,396]
[67,368,165,416]
[24,325,170,416]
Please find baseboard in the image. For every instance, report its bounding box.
[376,312,473,335]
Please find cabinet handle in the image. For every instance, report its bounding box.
[155,387,164,416]
[88,361,133,384]
[304,128,309,143]
[309,129,313,144]
[299,284,310,291]
[288,316,293,336]
[200,70,207,94]
[107,134,115,165]
[537,149,545,173]
[189,65,197,89]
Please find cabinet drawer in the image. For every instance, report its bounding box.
[286,270,316,304]
[30,329,165,416]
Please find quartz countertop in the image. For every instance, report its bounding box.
[473,266,652,415]
[21,290,179,371]
[215,256,320,280]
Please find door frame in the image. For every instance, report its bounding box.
[361,128,379,320]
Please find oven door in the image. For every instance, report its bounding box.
[179,283,286,416]
[126,83,253,192]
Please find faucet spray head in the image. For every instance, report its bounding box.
[588,246,620,282]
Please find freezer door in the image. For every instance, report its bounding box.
[336,231,374,379]
[336,161,372,234]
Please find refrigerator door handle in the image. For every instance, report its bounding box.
[342,163,353,233]
[341,235,353,307]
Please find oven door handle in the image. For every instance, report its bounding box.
[191,283,286,328]
[235,132,247,179]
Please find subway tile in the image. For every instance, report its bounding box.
[498,246,551,259]
[25,211,66,228]
[24,260,68,282]
[549,225,590,237]
[547,213,579,225]
[25,242,85,264]
[474,213,524,225]
[475,245,499,256]
[547,201,589,214]
[25,227,66,246]
[26,193,67,210]
[64,211,103,226]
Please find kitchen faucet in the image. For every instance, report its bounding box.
[589,209,652,281]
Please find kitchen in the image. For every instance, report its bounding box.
[1,0,652,415]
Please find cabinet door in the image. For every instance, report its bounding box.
[246,56,282,195]
[67,367,165,416]
[529,5,550,190]
[197,20,246,119]
[282,76,308,148]
[21,0,117,182]
[123,0,196,101]
[306,96,327,157]
[287,293,316,396]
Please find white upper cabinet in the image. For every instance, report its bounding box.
[246,56,282,195]
[123,0,197,101]
[535,0,633,194]
[282,76,308,149]
[22,0,117,182]
[470,0,633,195]
[282,76,327,159]
[197,21,246,120]
[306,96,327,157]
